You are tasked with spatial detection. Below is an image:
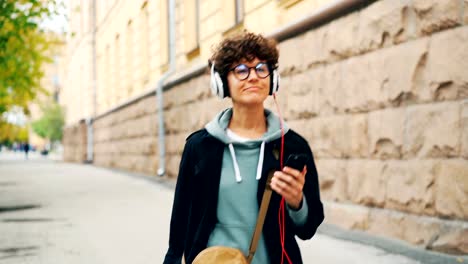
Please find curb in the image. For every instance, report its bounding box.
[317,224,468,264]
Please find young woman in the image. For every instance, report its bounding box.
[163,31,324,264]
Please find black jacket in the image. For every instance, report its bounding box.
[163,128,324,264]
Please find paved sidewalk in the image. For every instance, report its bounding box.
[0,151,464,263]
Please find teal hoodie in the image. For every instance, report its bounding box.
[205,108,308,263]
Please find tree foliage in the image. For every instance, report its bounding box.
[0,0,61,114]
[0,120,29,145]
[32,101,64,141]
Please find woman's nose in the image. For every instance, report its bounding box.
[247,68,260,81]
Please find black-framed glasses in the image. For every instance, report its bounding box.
[229,62,271,81]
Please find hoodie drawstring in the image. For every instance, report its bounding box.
[228,141,266,183]
[228,143,242,183]
[256,141,265,180]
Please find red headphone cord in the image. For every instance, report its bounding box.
[273,93,292,264]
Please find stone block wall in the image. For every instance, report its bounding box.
[63,0,468,255]
[62,120,87,163]
[91,75,230,176]
[272,0,468,254]
[93,96,159,175]
[162,75,231,176]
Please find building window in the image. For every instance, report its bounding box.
[183,0,199,58]
[52,75,60,87]
[160,0,170,68]
[235,0,244,24]
[141,1,150,82]
[222,0,244,35]
[79,0,84,36]
[126,20,133,96]
[114,34,120,103]
[103,45,110,109]
[53,91,59,102]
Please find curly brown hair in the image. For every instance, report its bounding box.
[208,31,279,78]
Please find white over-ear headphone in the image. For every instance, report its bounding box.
[210,63,225,98]
[210,62,280,99]
[271,68,280,94]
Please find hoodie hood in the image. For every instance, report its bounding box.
[205,108,289,144]
[205,108,289,183]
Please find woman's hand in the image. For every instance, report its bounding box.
[270,165,307,210]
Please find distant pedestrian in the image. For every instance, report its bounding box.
[23,142,30,159]
[163,31,324,264]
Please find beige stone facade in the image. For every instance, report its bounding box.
[62,0,468,255]
[62,119,88,161]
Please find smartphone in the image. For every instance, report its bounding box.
[284,154,309,171]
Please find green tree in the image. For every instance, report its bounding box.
[32,102,64,142]
[0,0,61,114]
[0,120,29,145]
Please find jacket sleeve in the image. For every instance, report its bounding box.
[163,139,194,264]
[293,145,324,240]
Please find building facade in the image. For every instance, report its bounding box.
[29,35,66,151]
[62,0,468,255]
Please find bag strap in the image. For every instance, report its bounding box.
[246,170,275,263]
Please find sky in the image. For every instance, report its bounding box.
[2,107,27,126]
[40,0,69,33]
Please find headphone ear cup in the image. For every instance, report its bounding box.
[210,70,218,97]
[270,69,280,95]
[210,64,225,98]
[214,72,225,98]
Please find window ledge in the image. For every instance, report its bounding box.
[186,46,200,61]
[160,63,169,73]
[278,0,302,9]
[223,22,244,38]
